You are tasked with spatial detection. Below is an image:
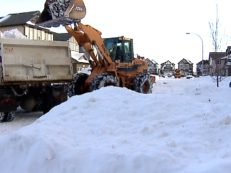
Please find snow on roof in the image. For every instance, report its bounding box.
[26,21,35,26]
[0,15,11,23]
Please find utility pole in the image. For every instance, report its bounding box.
[186,32,204,76]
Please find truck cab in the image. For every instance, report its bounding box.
[104,36,134,62]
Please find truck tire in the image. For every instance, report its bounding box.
[90,73,119,91]
[68,73,89,97]
[20,96,37,112]
[134,73,152,94]
[0,112,5,122]
[0,112,15,122]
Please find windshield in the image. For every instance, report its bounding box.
[104,37,134,62]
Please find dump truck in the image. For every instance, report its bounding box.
[37,0,154,96]
[0,37,73,122]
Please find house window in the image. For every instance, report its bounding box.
[29,28,33,40]
[25,26,29,38]
[37,30,41,40]
[33,29,37,40]
[41,31,45,40]
[216,60,220,64]
[47,34,52,41]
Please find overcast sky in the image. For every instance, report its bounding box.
[1,0,231,65]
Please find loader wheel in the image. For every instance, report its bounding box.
[90,73,119,91]
[134,73,152,94]
[68,73,89,97]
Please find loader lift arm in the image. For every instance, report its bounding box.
[65,23,114,68]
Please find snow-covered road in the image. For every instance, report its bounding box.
[0,111,42,135]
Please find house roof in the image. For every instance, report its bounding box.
[161,60,175,66]
[196,60,209,65]
[178,58,193,65]
[145,58,158,65]
[209,52,226,60]
[53,32,71,41]
[150,59,158,64]
[0,11,40,27]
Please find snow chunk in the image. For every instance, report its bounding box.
[1,29,27,39]
[0,15,11,23]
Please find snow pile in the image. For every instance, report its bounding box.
[1,29,27,39]
[0,77,231,173]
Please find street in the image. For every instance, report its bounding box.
[0,111,43,135]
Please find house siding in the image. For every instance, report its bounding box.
[209,52,226,76]
[178,59,193,76]
[160,60,175,76]
[0,25,53,41]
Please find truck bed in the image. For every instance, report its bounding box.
[0,38,73,84]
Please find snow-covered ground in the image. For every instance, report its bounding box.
[0,76,231,173]
[0,111,42,135]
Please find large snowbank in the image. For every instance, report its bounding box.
[0,76,231,173]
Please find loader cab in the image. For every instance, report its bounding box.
[104,36,134,62]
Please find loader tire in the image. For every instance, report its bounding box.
[68,73,89,97]
[90,73,119,91]
[134,73,152,94]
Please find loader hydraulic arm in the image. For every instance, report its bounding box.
[65,23,113,67]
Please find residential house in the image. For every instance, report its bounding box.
[160,60,175,76]
[177,58,193,76]
[196,60,210,76]
[0,11,53,40]
[53,32,79,52]
[222,46,231,76]
[209,52,226,76]
[145,59,159,75]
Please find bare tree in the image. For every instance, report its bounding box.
[209,4,224,87]
[209,4,221,52]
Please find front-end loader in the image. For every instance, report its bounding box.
[37,0,154,95]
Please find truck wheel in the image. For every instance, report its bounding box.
[4,112,15,122]
[0,112,5,122]
[90,73,119,91]
[0,112,15,122]
[68,73,89,97]
[20,96,37,112]
[134,73,152,94]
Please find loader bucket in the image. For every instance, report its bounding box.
[36,0,86,27]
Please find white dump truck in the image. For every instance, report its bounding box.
[0,37,73,122]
